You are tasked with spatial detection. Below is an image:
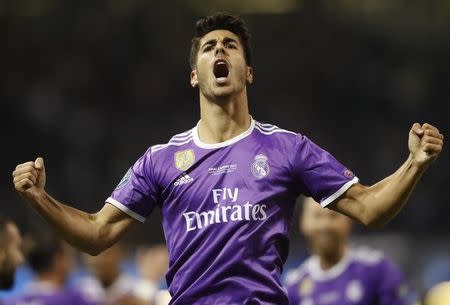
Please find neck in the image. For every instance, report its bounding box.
[198,89,251,144]
[318,245,347,271]
[37,272,65,289]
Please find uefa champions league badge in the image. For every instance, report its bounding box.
[344,169,354,178]
[251,154,270,179]
[116,168,132,190]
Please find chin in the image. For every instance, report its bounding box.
[208,86,235,99]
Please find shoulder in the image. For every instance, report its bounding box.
[349,246,385,266]
[254,120,298,138]
[136,128,195,165]
[349,246,402,276]
[284,257,313,287]
[151,129,194,154]
[253,120,303,150]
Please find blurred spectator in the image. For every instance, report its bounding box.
[3,234,93,305]
[135,244,171,305]
[284,197,417,305]
[0,214,23,290]
[78,243,155,305]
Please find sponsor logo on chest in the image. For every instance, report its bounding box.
[182,187,267,232]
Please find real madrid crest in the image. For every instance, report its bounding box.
[174,149,196,171]
[251,154,270,179]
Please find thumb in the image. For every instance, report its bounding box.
[410,123,423,136]
[34,157,45,170]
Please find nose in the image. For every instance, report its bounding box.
[215,42,226,56]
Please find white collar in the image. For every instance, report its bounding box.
[307,251,351,281]
[25,280,59,295]
[192,116,255,149]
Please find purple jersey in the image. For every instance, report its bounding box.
[4,281,96,305]
[106,118,358,305]
[285,247,416,305]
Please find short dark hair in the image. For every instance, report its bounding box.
[189,12,252,69]
[26,234,64,274]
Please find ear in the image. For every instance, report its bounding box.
[190,69,198,88]
[246,66,254,84]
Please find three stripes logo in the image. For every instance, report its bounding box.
[174,173,194,186]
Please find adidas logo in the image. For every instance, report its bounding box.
[174,173,194,186]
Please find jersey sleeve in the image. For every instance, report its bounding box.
[291,134,359,207]
[376,258,417,305]
[106,148,159,223]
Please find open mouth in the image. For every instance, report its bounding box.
[213,60,229,83]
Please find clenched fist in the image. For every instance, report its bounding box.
[12,157,46,200]
[409,123,444,168]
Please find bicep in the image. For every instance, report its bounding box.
[328,183,370,224]
[94,203,139,246]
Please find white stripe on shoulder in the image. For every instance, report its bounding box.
[255,122,278,130]
[255,125,297,135]
[171,130,193,141]
[151,137,193,153]
[350,247,384,265]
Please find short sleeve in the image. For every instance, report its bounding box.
[291,134,359,207]
[106,149,159,222]
[377,259,417,305]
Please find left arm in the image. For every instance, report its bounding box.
[329,123,444,227]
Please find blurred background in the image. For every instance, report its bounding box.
[2,0,449,302]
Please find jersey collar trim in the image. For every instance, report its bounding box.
[192,116,255,149]
[307,249,352,281]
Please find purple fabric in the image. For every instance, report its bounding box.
[4,287,97,305]
[107,120,357,305]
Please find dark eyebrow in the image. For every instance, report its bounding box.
[201,39,217,49]
[201,37,239,50]
[222,37,238,45]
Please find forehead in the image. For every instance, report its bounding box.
[200,30,241,45]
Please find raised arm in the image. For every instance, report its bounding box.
[12,157,138,255]
[329,123,444,227]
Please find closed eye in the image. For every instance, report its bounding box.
[203,45,214,52]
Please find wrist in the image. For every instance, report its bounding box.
[24,188,47,206]
[407,153,428,173]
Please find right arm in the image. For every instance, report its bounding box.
[12,157,137,255]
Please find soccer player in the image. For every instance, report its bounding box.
[285,197,417,305]
[11,12,444,305]
[4,234,94,305]
[0,213,23,290]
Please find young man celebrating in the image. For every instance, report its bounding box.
[285,197,418,305]
[12,12,444,305]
